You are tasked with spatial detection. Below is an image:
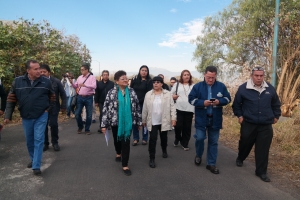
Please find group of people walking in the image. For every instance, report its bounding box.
[2,61,281,183]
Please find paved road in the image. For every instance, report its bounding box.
[0,119,299,200]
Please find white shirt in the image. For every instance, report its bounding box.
[152,94,162,125]
[171,83,195,113]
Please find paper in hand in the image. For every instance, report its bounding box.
[105,129,110,146]
[144,126,148,135]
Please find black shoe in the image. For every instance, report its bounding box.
[27,162,32,168]
[115,156,121,162]
[206,165,220,174]
[53,144,60,151]
[83,121,86,125]
[162,151,168,158]
[194,156,202,166]
[33,169,42,176]
[236,158,243,167]
[149,159,156,168]
[43,145,49,152]
[256,173,271,182]
[173,139,179,147]
[92,120,96,123]
[123,169,132,176]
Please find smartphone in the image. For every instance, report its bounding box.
[210,98,216,102]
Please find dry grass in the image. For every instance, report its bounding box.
[220,108,300,189]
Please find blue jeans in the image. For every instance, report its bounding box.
[66,96,75,116]
[132,103,148,141]
[132,125,148,141]
[75,95,93,132]
[22,112,48,170]
[194,118,220,165]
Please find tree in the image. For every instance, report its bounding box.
[192,0,300,115]
[0,18,92,90]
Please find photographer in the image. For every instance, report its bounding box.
[61,72,76,118]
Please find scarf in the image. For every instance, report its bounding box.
[117,85,132,141]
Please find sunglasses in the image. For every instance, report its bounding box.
[153,81,162,84]
[252,67,264,71]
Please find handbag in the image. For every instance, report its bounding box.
[71,74,91,109]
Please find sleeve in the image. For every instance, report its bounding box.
[132,90,142,126]
[170,93,176,121]
[170,83,177,94]
[188,85,205,107]
[94,82,99,104]
[218,84,231,106]
[147,79,153,91]
[72,78,78,88]
[271,88,281,119]
[58,80,67,109]
[142,93,148,123]
[232,86,243,118]
[0,84,7,111]
[101,91,111,128]
[4,80,17,120]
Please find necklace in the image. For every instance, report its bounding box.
[182,84,191,97]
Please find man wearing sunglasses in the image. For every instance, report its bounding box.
[232,66,281,182]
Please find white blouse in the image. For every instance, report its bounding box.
[171,83,195,113]
[151,94,162,125]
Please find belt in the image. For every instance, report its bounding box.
[207,114,213,118]
[78,94,93,98]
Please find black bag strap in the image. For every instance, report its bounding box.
[78,73,91,93]
[175,82,179,95]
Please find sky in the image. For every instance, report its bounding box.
[0,0,233,75]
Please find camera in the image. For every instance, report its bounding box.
[62,74,68,78]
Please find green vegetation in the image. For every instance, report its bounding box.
[0,18,91,90]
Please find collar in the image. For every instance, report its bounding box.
[151,89,168,95]
[246,79,268,89]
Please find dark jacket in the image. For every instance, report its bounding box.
[232,80,281,124]
[189,80,231,130]
[162,83,169,91]
[130,77,152,105]
[95,80,115,104]
[0,84,7,112]
[50,76,67,115]
[5,73,56,120]
[101,86,142,128]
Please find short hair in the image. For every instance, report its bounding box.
[102,70,109,75]
[25,60,39,69]
[179,70,193,85]
[170,77,177,81]
[205,66,218,74]
[158,74,164,78]
[114,70,127,81]
[40,64,51,73]
[81,63,90,71]
[251,66,265,75]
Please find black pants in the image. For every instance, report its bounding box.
[174,109,193,148]
[149,125,168,159]
[44,113,59,146]
[98,103,104,127]
[238,121,273,175]
[111,126,130,167]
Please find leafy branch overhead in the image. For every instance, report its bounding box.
[193,0,300,116]
[0,18,92,89]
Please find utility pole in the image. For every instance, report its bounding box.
[271,0,280,87]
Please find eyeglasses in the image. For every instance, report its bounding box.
[119,77,128,81]
[252,67,264,71]
[153,81,162,84]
